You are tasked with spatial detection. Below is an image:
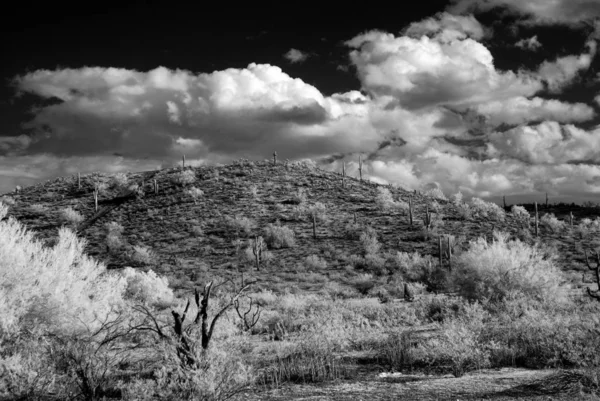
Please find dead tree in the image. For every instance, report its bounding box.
[252,236,266,271]
[585,250,600,301]
[234,296,262,332]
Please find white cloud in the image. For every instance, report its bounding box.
[473,96,595,126]
[537,41,597,92]
[402,12,486,42]
[284,48,309,63]
[448,0,600,26]
[515,35,541,50]
[345,30,542,110]
[488,121,600,164]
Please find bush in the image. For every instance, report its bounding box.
[106,222,125,251]
[375,188,396,211]
[120,267,174,307]
[470,198,505,221]
[224,215,255,237]
[451,231,566,303]
[450,191,463,205]
[305,255,327,270]
[511,205,530,225]
[29,204,48,215]
[360,227,380,256]
[61,207,84,225]
[173,170,196,186]
[110,173,129,190]
[424,187,447,201]
[540,213,566,233]
[130,245,156,265]
[185,187,204,204]
[0,202,127,335]
[263,223,295,248]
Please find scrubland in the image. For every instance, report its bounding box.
[2,160,600,400]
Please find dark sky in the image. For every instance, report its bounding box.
[2,0,600,203]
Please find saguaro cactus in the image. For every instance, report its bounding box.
[252,236,266,271]
[78,172,81,190]
[569,211,574,228]
[153,179,158,195]
[273,151,277,166]
[545,192,548,209]
[93,185,99,212]
[182,154,186,168]
[584,250,600,301]
[408,198,414,227]
[358,155,363,182]
[342,162,346,188]
[534,202,539,237]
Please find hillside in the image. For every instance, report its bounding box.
[1,159,596,295]
[3,159,600,400]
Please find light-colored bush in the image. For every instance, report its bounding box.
[106,221,125,250]
[60,207,84,225]
[510,205,530,225]
[305,255,327,270]
[173,169,196,186]
[360,227,380,256]
[130,245,156,265]
[0,203,127,335]
[29,204,48,214]
[451,231,566,303]
[375,187,395,211]
[540,213,566,233]
[185,187,204,204]
[224,215,256,237]
[470,197,505,221]
[120,267,173,307]
[111,172,129,190]
[450,191,463,205]
[424,187,447,201]
[264,223,296,248]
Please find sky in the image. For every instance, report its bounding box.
[2,0,600,204]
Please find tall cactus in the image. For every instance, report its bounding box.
[584,250,600,301]
[252,236,266,271]
[408,198,414,227]
[358,155,363,182]
[342,162,346,188]
[273,151,277,166]
[93,185,99,212]
[534,202,539,237]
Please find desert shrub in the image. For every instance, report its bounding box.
[105,222,125,251]
[305,255,327,270]
[511,205,530,225]
[390,251,448,292]
[185,187,204,204]
[120,267,173,307]
[0,203,127,335]
[173,169,196,186]
[360,227,380,256]
[248,184,259,198]
[110,172,129,190]
[29,203,48,215]
[123,341,253,401]
[455,202,472,220]
[291,188,308,205]
[470,197,505,221]
[263,222,295,248]
[224,215,256,237]
[375,187,396,211]
[540,213,566,233]
[450,191,463,205]
[130,245,156,265]
[424,187,447,201]
[61,207,84,225]
[343,221,363,240]
[0,196,16,206]
[451,231,566,303]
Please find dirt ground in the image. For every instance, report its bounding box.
[241,368,599,401]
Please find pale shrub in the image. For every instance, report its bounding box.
[0,203,126,335]
[111,172,129,190]
[224,215,256,237]
[173,169,196,186]
[120,267,174,307]
[511,205,530,225]
[291,188,308,205]
[360,227,380,255]
[375,187,395,211]
[470,197,505,221]
[29,204,48,214]
[305,255,327,270]
[60,207,84,225]
[185,187,204,204]
[263,223,296,248]
[540,213,566,233]
[456,202,472,220]
[0,196,16,206]
[450,191,463,205]
[451,231,566,303]
[106,221,124,250]
[130,245,155,265]
[424,187,447,201]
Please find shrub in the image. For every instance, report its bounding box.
[105,222,125,251]
[185,187,204,204]
[291,188,308,205]
[120,267,173,307]
[375,187,396,211]
[0,196,16,206]
[305,255,327,270]
[130,245,155,265]
[424,187,447,201]
[450,191,463,205]
[451,231,566,303]
[540,213,566,233]
[0,203,127,335]
[511,205,530,225]
[110,172,129,190]
[29,204,48,215]
[173,170,196,186]
[263,222,295,248]
[224,215,256,237]
[360,227,380,256]
[60,207,84,225]
[470,198,505,221]
[456,202,472,220]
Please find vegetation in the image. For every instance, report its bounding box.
[2,160,600,400]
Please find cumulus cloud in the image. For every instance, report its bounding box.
[515,35,541,50]
[448,0,600,26]
[345,30,542,110]
[402,12,487,42]
[537,41,597,92]
[488,121,600,164]
[284,48,309,63]
[473,96,595,126]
